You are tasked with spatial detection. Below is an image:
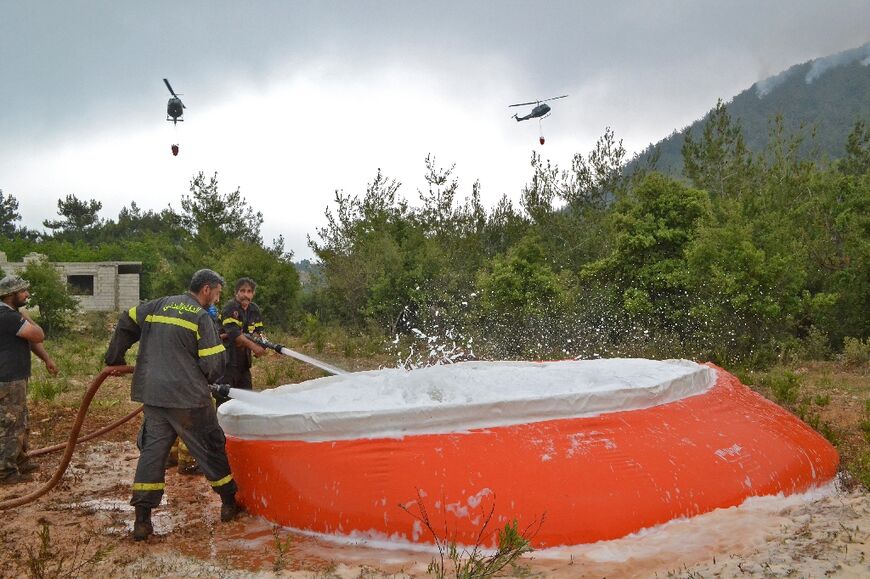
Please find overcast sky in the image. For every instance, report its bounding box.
[2,1,868,259]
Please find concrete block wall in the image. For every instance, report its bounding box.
[117,273,140,310]
[0,253,140,312]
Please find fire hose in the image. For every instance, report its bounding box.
[0,365,135,510]
[1,340,346,510]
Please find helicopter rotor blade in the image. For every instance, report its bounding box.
[508,100,540,107]
[163,78,179,98]
[541,94,569,103]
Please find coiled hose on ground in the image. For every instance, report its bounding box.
[0,365,137,510]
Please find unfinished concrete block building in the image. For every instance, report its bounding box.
[0,251,140,312]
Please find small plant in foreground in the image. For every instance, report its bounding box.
[271,525,293,573]
[23,521,112,579]
[398,489,543,579]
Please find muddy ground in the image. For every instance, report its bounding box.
[2,438,869,578]
[2,360,869,578]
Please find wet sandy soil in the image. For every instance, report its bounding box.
[2,440,869,578]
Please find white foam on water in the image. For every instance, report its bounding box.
[218,358,715,441]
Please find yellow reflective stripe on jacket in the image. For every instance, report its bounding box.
[223,317,243,327]
[252,321,264,328]
[145,314,200,338]
[128,306,138,324]
[199,344,226,358]
[209,473,234,488]
[132,482,166,491]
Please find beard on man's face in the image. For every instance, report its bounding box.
[13,292,28,308]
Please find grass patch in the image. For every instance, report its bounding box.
[27,377,70,402]
[813,394,831,407]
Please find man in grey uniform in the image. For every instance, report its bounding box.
[105,269,240,541]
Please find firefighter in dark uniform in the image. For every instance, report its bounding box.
[104,269,241,541]
[216,277,267,405]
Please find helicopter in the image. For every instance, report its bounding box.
[509,94,568,144]
[509,94,568,122]
[163,78,186,125]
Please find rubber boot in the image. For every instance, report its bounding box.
[220,494,242,523]
[133,506,153,541]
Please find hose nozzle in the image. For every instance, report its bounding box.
[245,333,284,352]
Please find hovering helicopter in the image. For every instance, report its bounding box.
[163,78,185,125]
[509,94,568,144]
[509,94,568,122]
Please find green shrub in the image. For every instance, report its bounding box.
[21,259,78,336]
[842,337,870,368]
[798,326,832,361]
[765,371,801,406]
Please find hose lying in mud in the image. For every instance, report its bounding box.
[0,365,135,510]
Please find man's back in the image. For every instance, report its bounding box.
[120,293,226,407]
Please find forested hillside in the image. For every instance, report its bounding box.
[631,42,870,175]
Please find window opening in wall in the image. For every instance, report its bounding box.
[118,264,141,274]
[67,274,95,296]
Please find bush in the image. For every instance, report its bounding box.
[763,370,801,406]
[842,337,870,368]
[798,326,832,361]
[21,259,78,336]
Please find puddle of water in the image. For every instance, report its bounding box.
[204,480,840,577]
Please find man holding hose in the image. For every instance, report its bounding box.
[214,277,267,406]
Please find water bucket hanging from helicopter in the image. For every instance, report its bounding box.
[509,94,567,145]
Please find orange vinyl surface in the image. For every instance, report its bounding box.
[225,365,839,547]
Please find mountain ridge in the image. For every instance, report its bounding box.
[630,42,870,174]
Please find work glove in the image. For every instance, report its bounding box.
[210,383,231,398]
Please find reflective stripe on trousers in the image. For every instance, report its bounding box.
[131,404,237,508]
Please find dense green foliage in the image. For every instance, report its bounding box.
[307,116,869,367]
[0,172,301,330]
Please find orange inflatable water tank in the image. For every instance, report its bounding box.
[221,360,838,547]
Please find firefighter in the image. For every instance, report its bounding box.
[215,277,267,406]
[104,269,240,541]
[175,303,224,475]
